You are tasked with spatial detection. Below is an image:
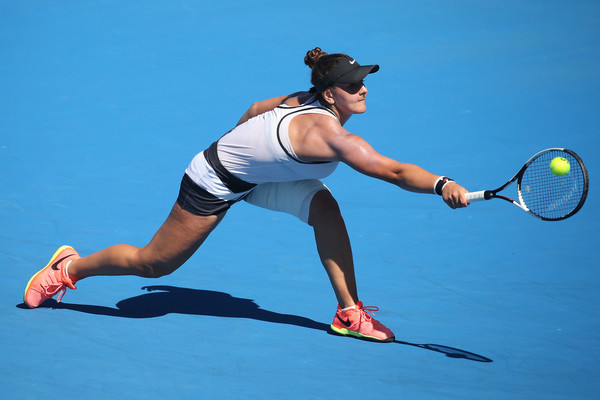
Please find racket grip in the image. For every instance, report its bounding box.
[465,191,487,202]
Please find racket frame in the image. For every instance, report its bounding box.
[465,148,589,221]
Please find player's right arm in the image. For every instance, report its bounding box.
[309,119,468,208]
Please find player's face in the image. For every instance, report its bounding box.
[331,81,368,116]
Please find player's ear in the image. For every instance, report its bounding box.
[322,88,335,105]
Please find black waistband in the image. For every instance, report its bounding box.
[203,141,257,193]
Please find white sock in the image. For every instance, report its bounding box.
[342,304,357,311]
[64,260,73,278]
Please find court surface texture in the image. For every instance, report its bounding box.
[1,1,599,399]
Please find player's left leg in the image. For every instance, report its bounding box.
[68,203,225,280]
[24,203,225,308]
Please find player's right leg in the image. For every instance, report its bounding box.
[245,179,394,342]
[307,190,394,342]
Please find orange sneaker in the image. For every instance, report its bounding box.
[330,301,395,342]
[24,245,79,308]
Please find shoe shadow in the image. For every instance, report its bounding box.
[394,341,493,363]
[28,285,330,332]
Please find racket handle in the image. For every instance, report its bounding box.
[465,190,488,202]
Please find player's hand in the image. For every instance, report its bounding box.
[442,182,469,209]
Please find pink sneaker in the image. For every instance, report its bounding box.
[24,246,79,308]
[330,301,395,342]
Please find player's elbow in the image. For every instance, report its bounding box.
[236,103,260,126]
[372,160,407,186]
[246,102,261,119]
[379,163,411,188]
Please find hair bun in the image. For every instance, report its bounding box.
[304,47,328,69]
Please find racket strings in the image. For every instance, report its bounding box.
[519,150,586,220]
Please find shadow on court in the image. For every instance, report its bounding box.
[17,285,492,362]
[23,285,329,331]
[394,341,492,363]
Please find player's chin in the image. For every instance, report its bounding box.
[354,103,367,114]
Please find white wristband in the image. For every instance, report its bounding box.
[434,176,454,196]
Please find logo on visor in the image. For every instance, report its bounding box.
[349,59,356,64]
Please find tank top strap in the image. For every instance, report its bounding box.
[277,96,339,123]
[276,96,339,164]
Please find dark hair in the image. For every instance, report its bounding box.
[304,47,350,94]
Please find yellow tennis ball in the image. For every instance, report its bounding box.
[550,157,570,176]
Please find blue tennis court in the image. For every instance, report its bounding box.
[2,1,599,399]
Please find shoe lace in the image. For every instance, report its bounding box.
[54,275,76,303]
[39,280,67,302]
[358,304,379,322]
[56,287,68,303]
[39,270,75,303]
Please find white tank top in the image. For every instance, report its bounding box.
[213,96,340,184]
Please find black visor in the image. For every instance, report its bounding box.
[315,57,379,92]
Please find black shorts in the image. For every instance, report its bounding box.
[176,173,239,216]
[177,142,258,216]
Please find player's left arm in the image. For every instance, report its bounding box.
[236,92,306,126]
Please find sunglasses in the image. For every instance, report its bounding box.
[336,80,365,94]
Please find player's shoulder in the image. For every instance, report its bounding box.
[281,91,311,106]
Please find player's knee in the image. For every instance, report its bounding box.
[308,190,343,227]
[139,262,178,278]
[135,251,180,278]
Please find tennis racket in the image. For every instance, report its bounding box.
[465,148,589,221]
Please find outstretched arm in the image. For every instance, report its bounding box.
[320,123,468,208]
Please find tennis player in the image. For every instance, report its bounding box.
[24,47,468,342]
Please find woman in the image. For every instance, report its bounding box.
[24,47,469,343]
